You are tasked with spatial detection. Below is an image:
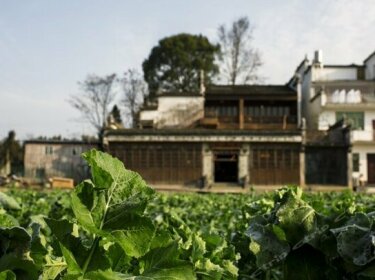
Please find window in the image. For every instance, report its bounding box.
[353,153,360,172]
[244,106,291,117]
[35,168,46,179]
[254,107,260,116]
[211,105,238,117]
[72,147,82,155]
[45,146,53,155]
[204,106,217,117]
[251,146,299,169]
[336,112,364,130]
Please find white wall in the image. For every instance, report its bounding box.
[318,110,336,130]
[24,143,97,181]
[140,110,158,121]
[300,65,357,129]
[318,109,375,132]
[352,131,372,142]
[157,96,203,113]
[313,67,357,81]
[351,111,375,141]
[139,95,204,128]
[301,70,315,128]
[307,88,324,129]
[364,111,375,131]
[365,55,375,80]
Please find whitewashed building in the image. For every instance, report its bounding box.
[24,140,99,183]
[289,50,375,185]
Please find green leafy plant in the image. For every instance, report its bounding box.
[0,150,195,279]
[3,153,375,279]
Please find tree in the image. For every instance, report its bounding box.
[142,33,220,94]
[120,69,147,128]
[0,131,23,175]
[217,16,263,85]
[69,74,117,136]
[110,105,123,126]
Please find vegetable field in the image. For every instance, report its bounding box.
[1,150,375,279]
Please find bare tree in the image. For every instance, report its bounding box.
[69,74,117,136]
[120,69,148,128]
[217,16,263,85]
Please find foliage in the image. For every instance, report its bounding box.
[0,131,23,175]
[69,74,117,136]
[120,69,148,128]
[142,33,220,94]
[217,16,262,85]
[1,152,375,279]
[109,105,123,127]
[0,150,196,279]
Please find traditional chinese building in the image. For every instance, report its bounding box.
[104,84,305,189]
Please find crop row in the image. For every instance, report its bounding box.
[1,150,375,279]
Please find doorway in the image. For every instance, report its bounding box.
[214,151,238,183]
[367,154,375,184]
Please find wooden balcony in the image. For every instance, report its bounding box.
[199,115,298,130]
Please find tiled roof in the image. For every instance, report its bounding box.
[24,140,100,145]
[105,128,301,136]
[205,84,295,95]
[364,50,375,63]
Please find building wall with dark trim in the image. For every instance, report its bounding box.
[107,141,302,187]
[305,146,347,185]
[108,142,202,185]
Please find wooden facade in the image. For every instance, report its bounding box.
[108,142,202,185]
[201,98,298,130]
[105,136,303,187]
[250,144,300,185]
[104,84,349,189]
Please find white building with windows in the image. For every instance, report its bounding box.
[289,50,375,185]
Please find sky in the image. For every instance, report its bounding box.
[0,0,374,140]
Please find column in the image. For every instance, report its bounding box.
[299,146,306,189]
[239,143,250,187]
[202,143,213,187]
[239,98,244,130]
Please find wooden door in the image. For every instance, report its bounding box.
[214,151,238,183]
[250,144,299,185]
[367,154,375,184]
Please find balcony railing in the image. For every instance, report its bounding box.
[244,115,297,124]
[323,91,375,105]
[351,130,374,142]
[200,115,298,130]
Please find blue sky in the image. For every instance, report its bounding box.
[0,0,374,140]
